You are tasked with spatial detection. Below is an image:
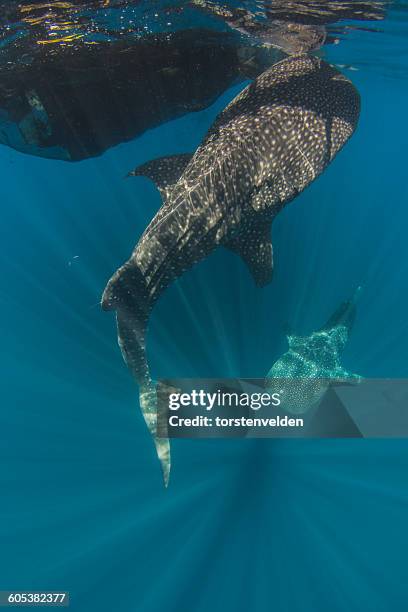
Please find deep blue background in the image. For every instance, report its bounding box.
[1,14,408,612]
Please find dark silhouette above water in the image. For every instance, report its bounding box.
[0,29,280,161]
[0,0,385,161]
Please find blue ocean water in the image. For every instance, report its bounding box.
[1,3,408,611]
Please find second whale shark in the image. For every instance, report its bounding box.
[266,288,362,415]
[102,54,361,484]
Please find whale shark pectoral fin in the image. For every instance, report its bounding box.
[334,368,363,383]
[225,220,273,287]
[127,153,193,200]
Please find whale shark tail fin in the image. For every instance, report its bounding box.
[351,285,363,304]
[102,266,171,486]
[321,286,363,334]
[225,218,273,286]
[139,384,171,487]
[155,438,170,487]
[102,263,151,386]
[127,153,193,201]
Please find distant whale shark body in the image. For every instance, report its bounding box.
[102,54,360,483]
[266,289,362,414]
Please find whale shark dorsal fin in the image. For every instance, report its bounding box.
[127,153,193,200]
[287,334,300,348]
[225,220,273,287]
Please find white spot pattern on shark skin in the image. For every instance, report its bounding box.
[266,289,363,415]
[102,54,361,485]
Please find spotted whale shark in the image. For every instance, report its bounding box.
[102,54,360,484]
[266,288,362,414]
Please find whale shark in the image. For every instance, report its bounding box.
[266,288,362,414]
[102,54,360,484]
